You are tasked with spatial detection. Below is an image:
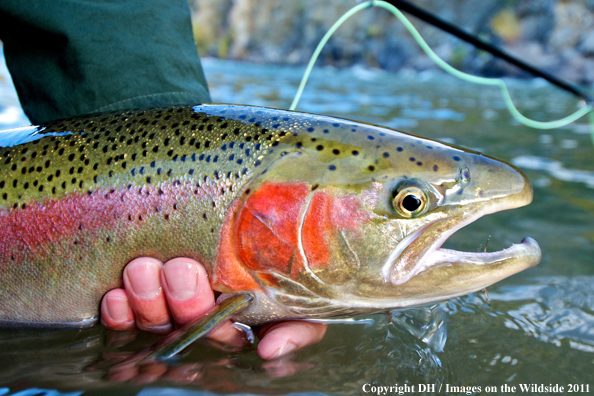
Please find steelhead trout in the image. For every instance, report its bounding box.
[0,105,541,328]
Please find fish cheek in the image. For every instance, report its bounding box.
[301,191,371,285]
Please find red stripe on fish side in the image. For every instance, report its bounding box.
[236,182,310,276]
[0,182,210,265]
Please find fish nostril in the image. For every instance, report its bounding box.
[458,167,471,183]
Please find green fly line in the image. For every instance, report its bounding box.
[290,0,594,146]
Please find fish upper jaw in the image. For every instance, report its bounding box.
[382,179,541,287]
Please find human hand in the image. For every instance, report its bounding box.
[100,257,326,359]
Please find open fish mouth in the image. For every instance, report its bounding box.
[430,237,540,266]
[383,209,542,287]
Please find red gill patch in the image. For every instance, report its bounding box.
[237,182,310,277]
[222,181,371,288]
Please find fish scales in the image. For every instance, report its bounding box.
[0,104,541,327]
[0,106,281,325]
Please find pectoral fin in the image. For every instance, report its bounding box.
[113,293,254,368]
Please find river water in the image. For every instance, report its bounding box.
[0,55,593,395]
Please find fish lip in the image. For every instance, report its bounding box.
[384,203,541,286]
[428,236,541,269]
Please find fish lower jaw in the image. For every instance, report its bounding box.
[385,217,541,286]
[426,236,541,268]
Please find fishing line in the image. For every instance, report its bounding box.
[290,0,594,146]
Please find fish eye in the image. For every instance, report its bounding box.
[392,185,428,218]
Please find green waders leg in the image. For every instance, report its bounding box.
[0,0,211,124]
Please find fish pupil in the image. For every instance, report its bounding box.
[402,194,421,212]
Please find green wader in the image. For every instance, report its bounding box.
[0,0,211,125]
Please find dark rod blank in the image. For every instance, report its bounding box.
[383,0,593,103]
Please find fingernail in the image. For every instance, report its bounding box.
[125,260,162,299]
[270,341,298,359]
[163,261,198,301]
[106,294,131,322]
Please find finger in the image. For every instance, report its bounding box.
[160,258,215,326]
[160,259,250,347]
[101,288,135,331]
[123,257,172,333]
[257,321,327,360]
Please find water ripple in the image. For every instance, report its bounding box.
[512,155,594,188]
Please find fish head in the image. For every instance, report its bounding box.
[213,109,541,318]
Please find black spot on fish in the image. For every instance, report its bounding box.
[307,127,314,132]
[328,165,336,171]
[316,145,324,151]
[453,156,461,161]
[333,149,340,155]
[383,152,389,158]
[417,162,422,166]
[433,165,438,172]
[368,135,375,140]
[368,165,375,172]
[409,157,415,162]
[352,150,359,156]
[397,147,403,152]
